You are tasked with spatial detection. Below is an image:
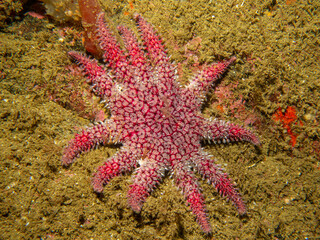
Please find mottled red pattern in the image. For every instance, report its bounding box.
[62,13,260,233]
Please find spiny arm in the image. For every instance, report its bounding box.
[134,14,176,86]
[204,119,260,145]
[192,152,246,214]
[127,160,165,212]
[134,14,168,65]
[117,25,147,67]
[97,13,132,82]
[62,121,116,166]
[173,163,212,233]
[68,51,114,99]
[186,57,236,105]
[92,148,138,192]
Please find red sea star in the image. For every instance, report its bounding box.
[62,13,260,233]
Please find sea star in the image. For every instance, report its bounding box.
[62,13,260,233]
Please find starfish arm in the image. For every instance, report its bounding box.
[173,163,212,233]
[62,121,115,166]
[117,25,147,68]
[135,14,177,92]
[68,51,114,99]
[92,148,138,192]
[68,51,105,79]
[127,160,164,212]
[134,14,176,88]
[134,14,168,64]
[205,119,260,145]
[186,57,236,102]
[97,13,132,82]
[192,152,246,214]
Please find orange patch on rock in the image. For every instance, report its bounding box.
[273,106,302,147]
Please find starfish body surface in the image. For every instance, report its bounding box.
[62,13,260,233]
